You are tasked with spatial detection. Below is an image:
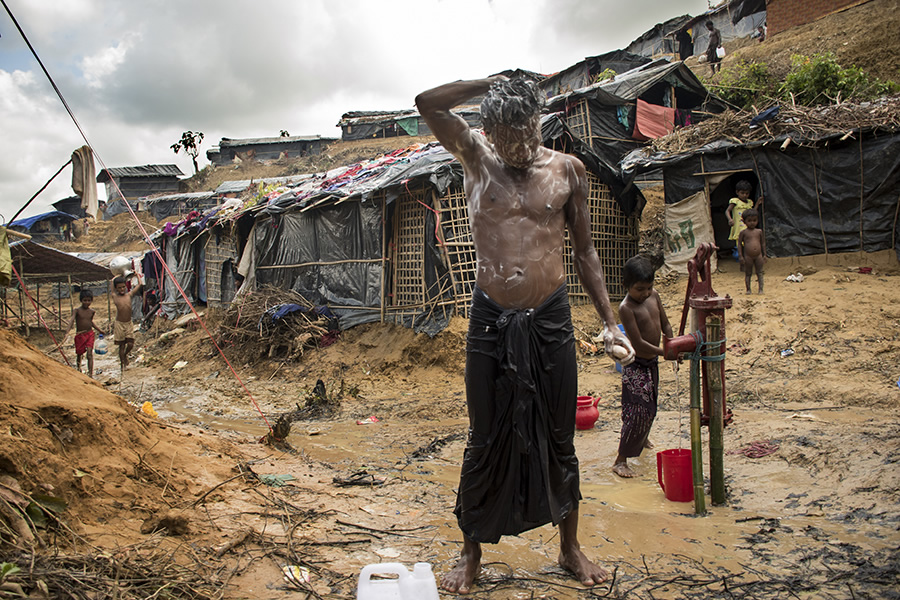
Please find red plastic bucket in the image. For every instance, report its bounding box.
[656,449,694,502]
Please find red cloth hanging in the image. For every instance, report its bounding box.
[632,99,675,141]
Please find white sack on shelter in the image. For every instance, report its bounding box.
[662,191,717,274]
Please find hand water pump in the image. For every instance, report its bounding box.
[662,243,733,514]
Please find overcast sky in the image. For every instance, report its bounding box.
[0,0,713,222]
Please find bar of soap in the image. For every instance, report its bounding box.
[611,345,629,359]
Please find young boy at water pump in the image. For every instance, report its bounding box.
[613,256,673,478]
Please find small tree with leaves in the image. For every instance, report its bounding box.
[171,131,204,175]
[279,129,290,137]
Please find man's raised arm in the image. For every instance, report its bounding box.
[415,77,504,161]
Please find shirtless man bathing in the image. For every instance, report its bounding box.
[416,76,634,594]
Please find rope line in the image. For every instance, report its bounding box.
[3,0,274,435]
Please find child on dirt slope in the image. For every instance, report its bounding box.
[614,256,673,478]
[64,288,104,378]
[112,276,142,372]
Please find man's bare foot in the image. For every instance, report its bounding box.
[644,439,654,449]
[559,547,608,586]
[441,546,481,594]
[612,462,636,478]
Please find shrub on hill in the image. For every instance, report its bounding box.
[715,52,900,110]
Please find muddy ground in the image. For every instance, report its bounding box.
[3,3,899,595]
[2,244,899,599]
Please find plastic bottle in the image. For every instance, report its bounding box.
[356,562,439,600]
[95,334,108,355]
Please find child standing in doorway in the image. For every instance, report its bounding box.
[726,180,762,243]
[64,289,104,378]
[737,208,766,294]
[112,276,143,372]
[613,256,673,478]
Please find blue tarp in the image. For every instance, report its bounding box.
[5,210,79,230]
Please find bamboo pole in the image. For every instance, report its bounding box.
[380,194,387,324]
[706,315,726,506]
[690,347,706,516]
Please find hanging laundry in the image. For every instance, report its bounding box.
[71,145,99,219]
[0,227,11,287]
[632,99,676,141]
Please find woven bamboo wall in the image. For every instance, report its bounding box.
[566,98,592,143]
[438,186,477,318]
[565,172,638,303]
[387,190,427,320]
[205,227,238,308]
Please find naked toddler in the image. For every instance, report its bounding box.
[737,208,765,294]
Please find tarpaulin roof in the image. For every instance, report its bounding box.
[215,175,318,195]
[97,164,184,182]
[5,211,79,230]
[626,14,693,46]
[256,142,462,215]
[216,135,336,147]
[338,108,479,127]
[548,59,726,108]
[9,240,112,283]
[141,191,220,221]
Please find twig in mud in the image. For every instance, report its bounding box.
[334,519,435,538]
[161,451,177,499]
[213,528,253,558]
[191,472,253,508]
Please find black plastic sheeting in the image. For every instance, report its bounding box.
[161,233,199,318]
[253,202,384,330]
[622,130,900,259]
[728,0,766,24]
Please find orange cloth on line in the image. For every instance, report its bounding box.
[632,99,675,141]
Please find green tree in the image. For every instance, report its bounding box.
[279,129,290,137]
[170,131,205,175]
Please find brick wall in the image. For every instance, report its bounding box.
[767,0,870,35]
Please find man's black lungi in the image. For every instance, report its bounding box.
[455,285,580,544]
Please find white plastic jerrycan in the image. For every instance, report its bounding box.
[356,562,439,600]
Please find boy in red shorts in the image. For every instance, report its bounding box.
[64,289,104,377]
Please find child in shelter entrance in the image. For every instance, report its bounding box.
[112,276,143,372]
[614,256,673,478]
[737,208,766,294]
[64,289,104,378]
[726,180,761,244]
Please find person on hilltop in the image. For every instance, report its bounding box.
[706,20,723,75]
[416,75,635,594]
